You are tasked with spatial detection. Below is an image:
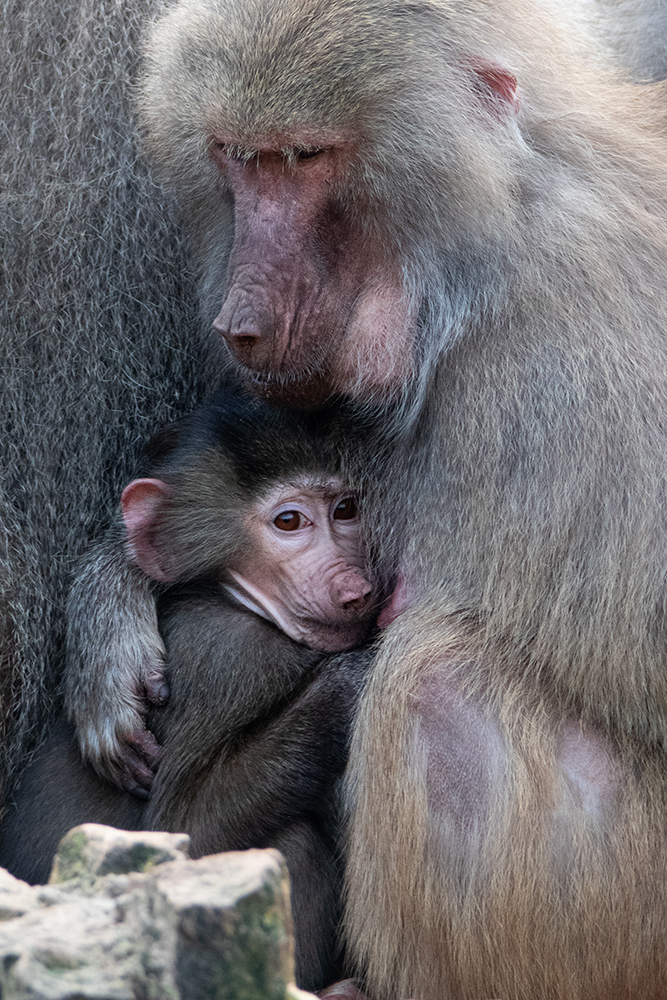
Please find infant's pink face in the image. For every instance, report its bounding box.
[226,477,376,651]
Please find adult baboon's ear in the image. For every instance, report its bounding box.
[120,478,175,582]
[468,58,521,115]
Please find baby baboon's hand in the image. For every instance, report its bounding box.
[64,530,168,796]
[70,619,168,796]
[111,726,163,798]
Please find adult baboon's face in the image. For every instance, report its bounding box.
[209,140,416,407]
[141,0,523,407]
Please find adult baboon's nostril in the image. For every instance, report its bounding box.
[228,331,259,349]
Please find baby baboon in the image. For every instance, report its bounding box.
[0,389,376,992]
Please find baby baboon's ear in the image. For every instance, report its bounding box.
[120,478,175,582]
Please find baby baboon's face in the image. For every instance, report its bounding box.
[226,477,376,652]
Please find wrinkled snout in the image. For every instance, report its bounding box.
[331,570,373,613]
[213,285,277,369]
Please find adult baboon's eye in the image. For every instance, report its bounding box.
[333,496,358,520]
[274,510,302,531]
[297,147,324,160]
[210,141,244,161]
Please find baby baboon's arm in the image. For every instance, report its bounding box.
[65,522,167,796]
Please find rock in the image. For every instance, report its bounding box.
[0,867,40,921]
[0,890,177,1000]
[49,823,191,884]
[154,850,294,1000]
[0,826,299,1000]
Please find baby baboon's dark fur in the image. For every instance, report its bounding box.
[1,626,367,992]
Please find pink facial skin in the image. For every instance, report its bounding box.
[209,142,415,407]
[206,61,519,407]
[226,478,375,652]
[121,476,376,653]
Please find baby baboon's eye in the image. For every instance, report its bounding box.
[333,496,358,520]
[274,510,303,531]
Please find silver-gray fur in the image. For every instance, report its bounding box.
[0,0,224,787]
[595,0,667,81]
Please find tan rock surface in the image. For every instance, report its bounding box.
[0,825,304,1000]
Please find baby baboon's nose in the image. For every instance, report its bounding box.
[334,572,373,611]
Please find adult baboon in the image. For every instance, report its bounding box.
[11,0,667,996]
[0,0,230,791]
[137,2,667,998]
